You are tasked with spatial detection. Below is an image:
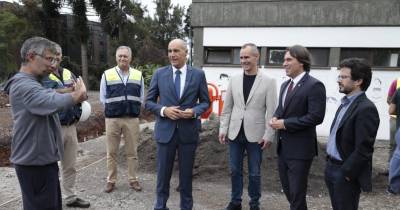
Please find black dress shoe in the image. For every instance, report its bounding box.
[225,202,242,210]
[66,198,90,208]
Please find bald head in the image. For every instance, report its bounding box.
[168,39,188,69]
[169,39,188,52]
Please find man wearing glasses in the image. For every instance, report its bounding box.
[4,37,88,210]
[41,44,90,208]
[325,58,379,210]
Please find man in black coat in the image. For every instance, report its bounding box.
[325,58,380,210]
[269,45,326,210]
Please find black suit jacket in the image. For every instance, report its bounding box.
[332,93,380,191]
[274,73,326,160]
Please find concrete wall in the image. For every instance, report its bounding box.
[192,0,400,27]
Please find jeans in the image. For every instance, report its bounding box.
[229,131,262,207]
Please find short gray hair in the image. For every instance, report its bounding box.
[20,37,57,65]
[241,43,259,56]
[116,46,132,57]
[54,43,62,55]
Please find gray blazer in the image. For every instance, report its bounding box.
[219,70,277,143]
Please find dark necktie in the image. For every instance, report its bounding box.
[175,70,181,98]
[284,80,294,105]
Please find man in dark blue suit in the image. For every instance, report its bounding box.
[145,39,210,210]
[325,58,379,210]
[269,45,326,210]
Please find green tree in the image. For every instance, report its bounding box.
[69,0,90,86]
[151,0,185,51]
[0,10,38,81]
[41,0,63,43]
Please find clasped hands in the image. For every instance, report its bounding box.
[269,117,285,130]
[164,106,194,120]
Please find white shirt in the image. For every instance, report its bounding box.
[160,64,188,117]
[282,71,306,106]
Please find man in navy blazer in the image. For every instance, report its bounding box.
[269,45,326,210]
[145,39,210,210]
[325,58,379,210]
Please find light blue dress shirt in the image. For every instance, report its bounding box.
[326,91,364,160]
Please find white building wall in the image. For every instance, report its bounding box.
[202,26,400,140]
[204,27,400,48]
[204,66,391,140]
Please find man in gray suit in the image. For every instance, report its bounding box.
[219,43,277,210]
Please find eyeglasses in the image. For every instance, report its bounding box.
[337,75,351,81]
[35,53,57,65]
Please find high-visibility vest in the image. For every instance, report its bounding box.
[48,68,74,87]
[104,67,142,118]
[48,68,82,125]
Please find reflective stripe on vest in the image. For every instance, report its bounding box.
[104,67,142,104]
[48,68,74,86]
[105,95,141,103]
[104,67,142,118]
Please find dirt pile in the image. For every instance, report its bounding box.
[0,91,9,108]
[76,110,105,141]
[137,118,329,194]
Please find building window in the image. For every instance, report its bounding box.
[205,47,262,65]
[267,47,329,67]
[233,48,241,65]
[309,48,330,67]
[340,48,400,67]
[205,48,232,64]
[267,48,286,65]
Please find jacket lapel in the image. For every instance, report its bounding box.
[337,93,365,130]
[166,66,179,100]
[279,79,290,107]
[237,73,245,105]
[245,71,262,105]
[284,73,309,111]
[179,66,193,102]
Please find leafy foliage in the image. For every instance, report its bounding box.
[0,8,41,82]
[0,0,189,85]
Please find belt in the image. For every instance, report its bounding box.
[326,155,344,165]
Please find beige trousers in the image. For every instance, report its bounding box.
[105,117,139,183]
[60,124,79,203]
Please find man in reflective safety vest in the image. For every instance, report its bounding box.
[42,43,90,208]
[99,46,144,193]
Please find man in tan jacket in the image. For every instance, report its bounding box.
[219,43,277,210]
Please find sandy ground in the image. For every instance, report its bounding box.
[0,91,399,209]
[1,119,400,210]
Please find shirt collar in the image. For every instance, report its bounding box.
[342,91,364,105]
[172,64,187,75]
[291,71,306,84]
[116,66,130,75]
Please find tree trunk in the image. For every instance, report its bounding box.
[81,43,89,89]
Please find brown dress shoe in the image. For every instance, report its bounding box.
[104,182,115,193]
[130,181,142,191]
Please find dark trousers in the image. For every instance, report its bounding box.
[325,160,360,210]
[154,131,197,210]
[229,131,263,207]
[14,162,62,210]
[278,156,312,210]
